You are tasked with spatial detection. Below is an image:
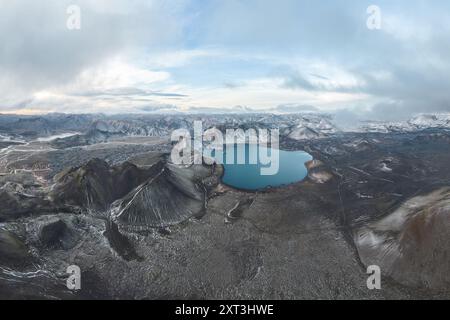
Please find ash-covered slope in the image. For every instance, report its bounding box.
[355,187,450,291]
[111,162,214,229]
[50,159,160,212]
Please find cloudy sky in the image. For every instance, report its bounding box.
[1,0,450,119]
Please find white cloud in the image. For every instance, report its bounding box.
[146,49,221,68]
[73,57,171,91]
[174,77,370,111]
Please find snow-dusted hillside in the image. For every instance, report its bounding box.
[89,113,340,141]
[408,114,450,129]
[357,114,450,133]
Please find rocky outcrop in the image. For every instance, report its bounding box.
[0,229,33,268]
[305,160,333,184]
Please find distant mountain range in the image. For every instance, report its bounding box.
[1,112,449,144]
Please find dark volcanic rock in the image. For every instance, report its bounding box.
[50,159,160,212]
[112,163,214,229]
[0,229,32,268]
[104,221,142,261]
[38,218,78,250]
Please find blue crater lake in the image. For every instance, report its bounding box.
[206,144,313,191]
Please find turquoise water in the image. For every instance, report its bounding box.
[206,144,313,191]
